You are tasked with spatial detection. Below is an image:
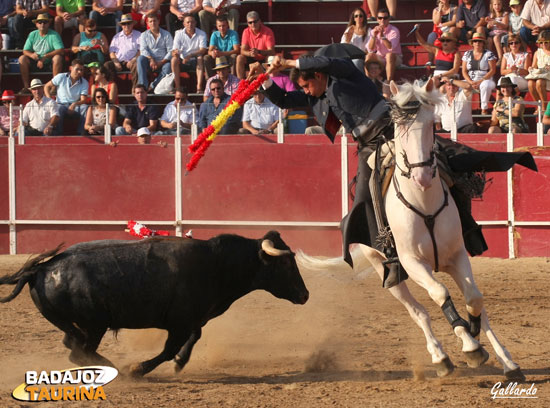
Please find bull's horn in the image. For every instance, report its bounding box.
[261,240,291,256]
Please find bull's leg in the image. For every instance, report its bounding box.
[446,252,523,380]
[130,329,188,377]
[81,327,115,367]
[399,254,482,357]
[174,328,202,373]
[356,245,452,376]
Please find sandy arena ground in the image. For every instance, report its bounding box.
[0,253,548,407]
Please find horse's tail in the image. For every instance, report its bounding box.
[296,246,374,278]
[0,244,63,303]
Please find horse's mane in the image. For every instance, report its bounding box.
[389,80,444,125]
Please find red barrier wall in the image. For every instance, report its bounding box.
[0,135,548,259]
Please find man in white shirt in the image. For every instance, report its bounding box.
[22,78,59,136]
[199,0,240,39]
[171,15,207,92]
[107,14,140,89]
[159,88,194,134]
[520,0,550,44]
[238,92,279,134]
[166,0,201,37]
[435,76,479,133]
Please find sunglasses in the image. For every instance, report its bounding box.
[354,14,364,18]
[377,16,389,20]
[210,87,222,91]
[539,41,550,44]
[121,22,132,26]
[472,40,484,43]
[36,21,48,24]
[247,19,259,25]
[441,39,454,43]
[509,41,520,45]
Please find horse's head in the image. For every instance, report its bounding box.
[389,78,443,191]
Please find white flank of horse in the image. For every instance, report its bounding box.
[298,78,524,380]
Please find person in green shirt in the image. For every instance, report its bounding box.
[18,13,64,92]
[55,0,85,35]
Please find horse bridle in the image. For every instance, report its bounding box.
[397,134,438,180]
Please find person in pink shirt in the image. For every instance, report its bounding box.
[365,8,402,81]
[236,11,275,79]
[0,90,20,136]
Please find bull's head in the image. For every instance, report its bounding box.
[258,231,309,305]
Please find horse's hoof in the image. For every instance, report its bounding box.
[464,346,490,368]
[173,355,184,373]
[505,367,526,382]
[129,363,144,377]
[435,357,455,377]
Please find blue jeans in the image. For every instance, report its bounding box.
[57,104,87,135]
[520,26,537,45]
[89,10,122,33]
[136,55,172,89]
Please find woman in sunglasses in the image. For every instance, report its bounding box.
[84,88,117,135]
[414,25,460,83]
[462,32,497,115]
[91,66,119,105]
[341,8,369,50]
[527,30,550,113]
[500,33,531,92]
[71,19,109,65]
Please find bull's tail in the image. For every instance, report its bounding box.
[0,245,63,303]
[296,246,374,281]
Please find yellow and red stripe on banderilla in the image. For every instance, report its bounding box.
[186,73,269,172]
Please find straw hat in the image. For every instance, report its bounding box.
[118,14,136,25]
[32,13,51,24]
[468,32,487,45]
[214,56,231,70]
[29,79,44,89]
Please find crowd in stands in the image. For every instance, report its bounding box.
[1,0,550,137]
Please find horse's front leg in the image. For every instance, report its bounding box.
[400,254,485,360]
[357,245,452,376]
[446,251,524,380]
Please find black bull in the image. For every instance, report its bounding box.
[0,231,309,376]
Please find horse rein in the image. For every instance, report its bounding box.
[385,127,448,272]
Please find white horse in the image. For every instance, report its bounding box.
[298,78,524,380]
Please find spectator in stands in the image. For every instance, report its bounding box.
[86,61,100,99]
[238,91,279,134]
[434,75,479,132]
[266,56,297,92]
[71,18,109,65]
[131,0,161,30]
[520,0,550,45]
[45,59,89,135]
[527,30,550,113]
[159,87,194,134]
[500,33,531,92]
[456,0,488,44]
[89,0,123,30]
[137,14,173,92]
[0,90,19,136]
[107,14,140,89]
[502,0,523,51]
[487,0,508,62]
[166,0,201,37]
[54,0,86,35]
[0,35,3,82]
[341,7,369,72]
[19,13,64,93]
[428,0,458,60]
[0,1,16,32]
[199,78,240,133]
[171,14,207,92]
[91,65,119,103]
[84,87,116,135]
[204,15,240,78]
[203,56,239,101]
[366,0,396,21]
[462,32,497,114]
[116,84,160,135]
[10,0,49,50]
[365,59,390,98]
[365,8,402,82]
[199,0,240,40]
[414,26,460,81]
[488,77,529,133]
[236,11,275,79]
[21,78,59,135]
[136,126,152,143]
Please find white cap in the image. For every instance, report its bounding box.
[137,127,151,137]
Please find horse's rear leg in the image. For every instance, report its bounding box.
[356,245,452,375]
[446,252,523,379]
